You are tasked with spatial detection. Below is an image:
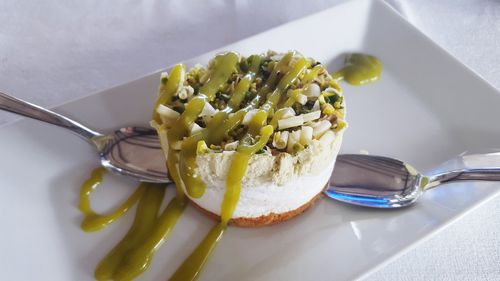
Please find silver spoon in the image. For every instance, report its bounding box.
[326,153,500,208]
[0,91,169,183]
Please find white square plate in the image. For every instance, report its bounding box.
[1,0,500,280]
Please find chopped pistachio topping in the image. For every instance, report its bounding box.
[152,51,346,155]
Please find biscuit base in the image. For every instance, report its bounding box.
[188,180,329,227]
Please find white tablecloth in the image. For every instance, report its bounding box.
[1,0,499,280]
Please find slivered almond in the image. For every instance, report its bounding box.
[302,110,321,122]
[312,120,332,139]
[156,104,180,125]
[200,102,217,117]
[278,115,304,130]
[287,130,301,153]
[300,126,313,145]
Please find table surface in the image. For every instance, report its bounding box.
[1,0,499,280]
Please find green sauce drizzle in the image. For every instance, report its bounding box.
[79,167,146,232]
[79,169,185,281]
[333,53,382,85]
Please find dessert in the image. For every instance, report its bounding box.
[151,50,347,227]
[78,51,381,281]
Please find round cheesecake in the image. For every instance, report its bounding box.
[190,129,343,226]
[151,50,347,227]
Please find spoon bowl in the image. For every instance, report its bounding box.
[96,126,169,183]
[0,91,170,183]
[326,154,500,208]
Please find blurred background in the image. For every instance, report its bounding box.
[1,0,499,280]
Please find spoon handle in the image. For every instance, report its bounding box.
[427,168,500,189]
[0,91,102,142]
